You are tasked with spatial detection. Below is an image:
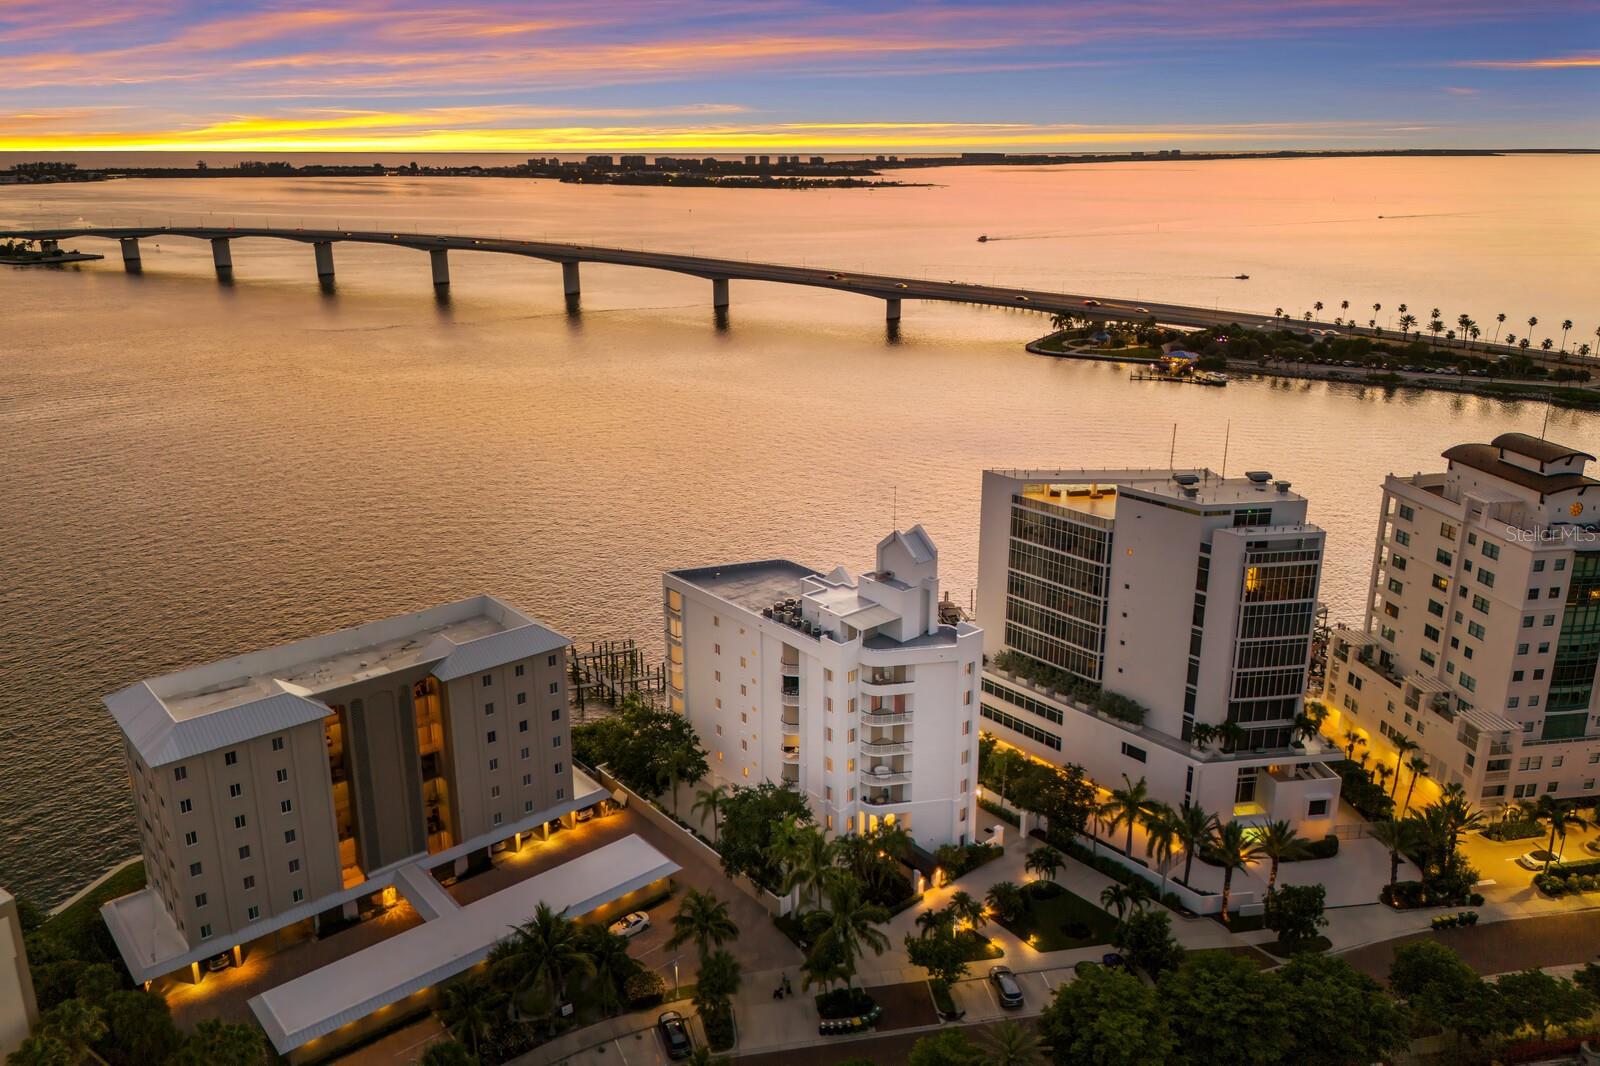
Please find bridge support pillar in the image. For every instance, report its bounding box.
[712,277,729,309]
[210,238,233,277]
[430,248,449,289]
[885,298,902,322]
[313,241,335,280]
[561,261,580,296]
[119,237,142,272]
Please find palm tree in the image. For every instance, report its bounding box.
[915,906,955,939]
[495,903,595,1011]
[1255,820,1309,892]
[1494,312,1506,345]
[1372,302,1382,332]
[778,825,835,911]
[693,948,742,1013]
[1143,802,1180,896]
[1087,794,1116,855]
[946,890,987,931]
[39,999,106,1059]
[1340,299,1350,318]
[1314,301,1324,319]
[1208,821,1265,924]
[1303,310,1313,323]
[1535,796,1590,871]
[1374,763,1394,795]
[691,783,729,842]
[1520,337,1532,352]
[438,977,505,1059]
[1389,734,1419,796]
[1100,882,1149,925]
[1527,315,1539,345]
[1173,801,1218,887]
[1274,306,1284,319]
[1542,337,1554,352]
[1429,318,1444,341]
[1399,754,1430,816]
[1469,324,1481,348]
[582,926,635,1015]
[980,1020,1046,1066]
[1024,845,1064,884]
[1107,775,1152,857]
[1343,728,1366,760]
[1561,319,1574,352]
[667,888,738,961]
[1580,343,1592,358]
[1458,313,1472,341]
[1368,818,1411,893]
[1398,313,1418,338]
[812,878,890,989]
[1368,318,1377,332]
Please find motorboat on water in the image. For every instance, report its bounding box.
[1194,371,1229,386]
[977,234,990,242]
[1234,273,1249,280]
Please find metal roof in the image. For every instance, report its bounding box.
[1443,443,1599,496]
[430,622,569,681]
[1490,432,1596,465]
[248,835,679,1055]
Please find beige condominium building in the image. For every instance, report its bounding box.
[1,888,39,1059]
[102,595,580,985]
[975,468,1342,837]
[1326,433,1600,812]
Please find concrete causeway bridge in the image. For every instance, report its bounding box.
[1,224,1299,331]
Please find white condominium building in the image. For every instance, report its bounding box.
[976,468,1341,835]
[1327,433,1600,810]
[102,596,582,985]
[665,527,984,848]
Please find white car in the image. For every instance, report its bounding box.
[609,911,651,938]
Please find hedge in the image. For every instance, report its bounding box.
[1430,911,1479,930]
[1381,880,1485,909]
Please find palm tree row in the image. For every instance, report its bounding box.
[1289,300,1593,359]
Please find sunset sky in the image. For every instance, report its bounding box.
[1,0,1596,153]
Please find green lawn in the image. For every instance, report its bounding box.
[958,932,1005,962]
[997,883,1117,951]
[38,861,146,955]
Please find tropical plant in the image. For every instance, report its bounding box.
[579,924,635,1015]
[945,890,986,931]
[1255,820,1309,893]
[1534,795,1589,871]
[1397,313,1417,338]
[1389,734,1419,796]
[1142,802,1180,895]
[1107,775,1153,857]
[1342,728,1365,760]
[979,1019,1045,1066]
[691,783,729,842]
[1173,801,1218,887]
[1024,845,1063,884]
[986,880,1027,925]
[667,888,738,961]
[915,906,955,939]
[1494,311,1505,344]
[39,998,107,1056]
[419,1041,476,1066]
[809,878,890,989]
[437,976,505,1059]
[1373,763,1393,795]
[776,824,836,911]
[1368,818,1412,893]
[1399,754,1430,815]
[693,948,742,1010]
[1206,820,1265,923]
[6,1034,74,1066]
[493,902,595,1011]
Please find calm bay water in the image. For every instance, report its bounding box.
[3,156,1597,903]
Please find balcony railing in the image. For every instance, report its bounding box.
[861,767,913,787]
[861,709,913,727]
[781,689,800,707]
[780,710,799,729]
[860,738,912,756]
[781,660,801,677]
[780,764,799,784]
[862,788,910,807]
[782,744,799,763]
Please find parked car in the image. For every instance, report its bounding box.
[990,965,1024,1009]
[609,911,652,938]
[1102,952,1128,971]
[205,952,233,973]
[658,1010,693,1059]
[574,806,597,822]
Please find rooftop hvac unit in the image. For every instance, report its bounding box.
[1245,470,1273,483]
[1173,473,1200,486]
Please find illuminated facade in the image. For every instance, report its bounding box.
[665,527,984,849]
[102,596,573,973]
[976,468,1340,834]
[1327,433,1600,811]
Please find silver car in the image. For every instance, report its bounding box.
[990,965,1023,1009]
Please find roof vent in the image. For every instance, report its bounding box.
[1245,470,1273,483]
[1173,473,1200,486]
[1182,486,1199,498]
[1274,480,1292,494]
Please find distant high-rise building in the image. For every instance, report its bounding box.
[976,468,1340,834]
[1327,433,1600,810]
[666,528,983,848]
[0,888,39,1058]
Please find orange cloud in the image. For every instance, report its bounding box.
[1452,53,1600,69]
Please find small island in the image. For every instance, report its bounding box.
[0,238,103,266]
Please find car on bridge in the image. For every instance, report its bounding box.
[1083,299,1102,307]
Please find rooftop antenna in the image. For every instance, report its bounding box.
[893,486,898,530]
[1169,423,1177,471]
[1221,420,1232,480]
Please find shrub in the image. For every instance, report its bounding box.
[1094,690,1149,725]
[976,797,1021,827]
[816,987,876,1019]
[1305,835,1340,860]
[929,979,958,1018]
[624,970,666,1008]
[1430,911,1479,930]
[701,1001,736,1051]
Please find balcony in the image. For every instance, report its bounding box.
[860,738,912,757]
[781,659,801,678]
[781,687,800,707]
[861,669,912,693]
[782,743,800,764]
[861,709,913,727]
[861,766,913,787]
[780,709,799,729]
[780,763,799,785]
[862,785,911,807]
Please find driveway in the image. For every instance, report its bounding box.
[1341,909,1600,983]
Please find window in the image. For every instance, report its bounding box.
[280,799,293,814]
[515,664,524,677]
[1471,595,1490,614]
[284,829,296,844]
[1424,624,1441,642]
[1395,529,1411,547]
[1518,643,1529,655]
[516,692,526,705]
[1431,574,1448,591]
[247,905,260,920]
[1467,621,1486,640]
[173,766,188,781]
[551,708,561,721]
[233,814,247,829]
[1545,615,1557,627]
[519,719,529,733]
[1397,504,1414,521]
[1121,742,1147,763]
[224,751,238,766]
[1479,569,1495,588]
[1540,642,1551,654]
[1420,649,1437,666]
[189,862,203,877]
[556,786,566,800]
[548,682,559,694]
[493,813,503,826]
[229,783,242,798]
[1483,542,1500,561]
[1436,549,1453,566]
[1388,578,1404,595]
[520,747,530,759]
[482,674,493,687]
[292,888,304,903]
[1549,587,1563,599]
[1535,559,1547,572]
[522,773,532,786]
[1308,799,1329,818]
[184,831,198,846]
[490,785,501,798]
[276,768,288,783]
[1556,558,1568,571]
[553,735,562,748]
[179,798,192,814]
[1440,523,1456,541]
[488,758,499,772]
[524,800,534,813]
[238,845,250,860]
[484,702,495,715]
[200,924,212,939]
[1428,599,1445,618]
[272,737,285,751]
[487,730,497,743]
[548,654,559,666]
[289,859,301,873]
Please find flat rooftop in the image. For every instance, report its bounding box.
[670,559,821,614]
[107,595,569,767]
[249,834,678,1055]
[993,466,1307,513]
